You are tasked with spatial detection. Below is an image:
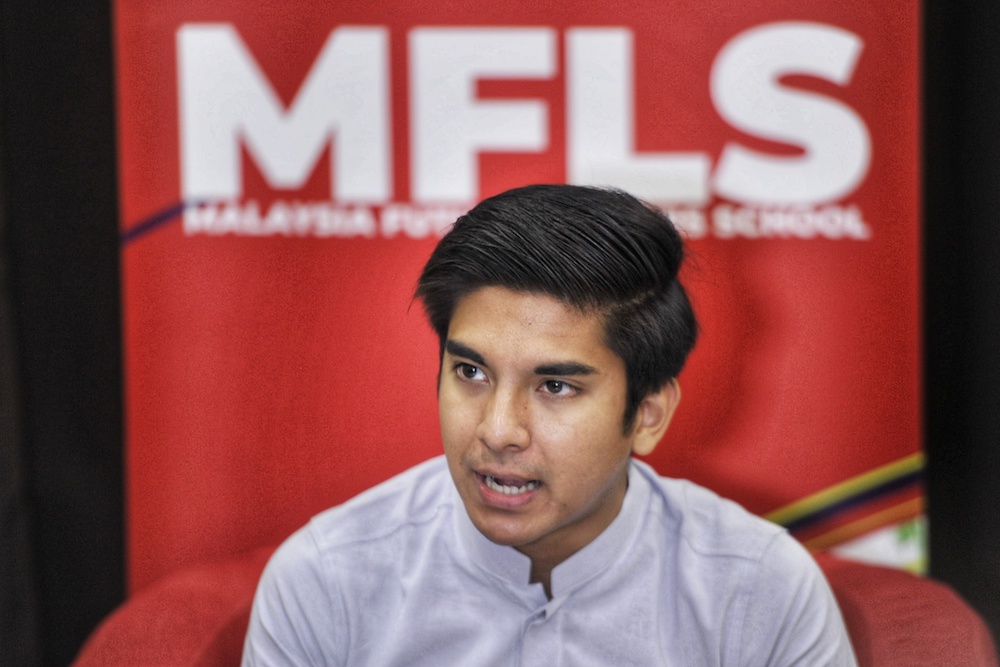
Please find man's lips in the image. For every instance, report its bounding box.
[482,474,540,495]
[474,471,542,506]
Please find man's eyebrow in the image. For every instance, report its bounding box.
[445,341,597,377]
[534,362,598,377]
[444,340,487,367]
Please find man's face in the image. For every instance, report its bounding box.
[439,286,655,567]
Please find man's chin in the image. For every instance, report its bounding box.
[469,512,536,549]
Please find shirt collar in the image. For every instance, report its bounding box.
[452,460,649,600]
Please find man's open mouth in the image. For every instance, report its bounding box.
[481,474,540,496]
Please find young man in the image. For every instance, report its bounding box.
[242,185,857,665]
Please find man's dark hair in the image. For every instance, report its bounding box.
[416,184,698,429]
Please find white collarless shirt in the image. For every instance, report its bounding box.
[243,456,856,666]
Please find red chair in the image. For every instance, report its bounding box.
[74,547,996,666]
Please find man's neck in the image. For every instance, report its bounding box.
[518,473,631,600]
[529,561,555,599]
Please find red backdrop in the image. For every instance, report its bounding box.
[115,0,920,591]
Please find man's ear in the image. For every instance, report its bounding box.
[630,380,681,457]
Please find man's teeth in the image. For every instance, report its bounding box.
[485,475,539,495]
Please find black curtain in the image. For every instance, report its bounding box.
[0,2,997,665]
[0,2,123,666]
[923,0,1000,642]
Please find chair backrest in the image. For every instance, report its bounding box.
[73,546,275,667]
[815,552,999,667]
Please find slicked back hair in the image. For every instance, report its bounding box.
[416,184,698,430]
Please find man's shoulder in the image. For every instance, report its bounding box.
[305,455,455,550]
[632,459,788,564]
[245,458,458,665]
[631,460,837,646]
[631,464,856,665]
[258,456,455,598]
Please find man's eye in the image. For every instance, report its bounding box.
[456,363,485,382]
[542,380,576,396]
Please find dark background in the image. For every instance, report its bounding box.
[1,2,997,665]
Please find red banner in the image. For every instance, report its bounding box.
[115,1,921,591]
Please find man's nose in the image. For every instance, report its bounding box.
[475,387,530,451]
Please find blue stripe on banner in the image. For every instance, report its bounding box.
[780,469,923,534]
[120,201,189,244]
